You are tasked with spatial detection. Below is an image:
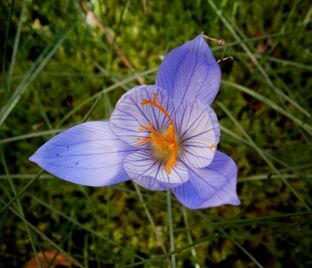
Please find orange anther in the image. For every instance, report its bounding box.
[135,94,178,174]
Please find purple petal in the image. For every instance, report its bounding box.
[133,176,167,191]
[172,151,240,209]
[124,150,189,188]
[174,99,220,168]
[29,121,135,187]
[110,85,173,147]
[156,34,221,106]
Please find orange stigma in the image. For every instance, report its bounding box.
[135,94,178,174]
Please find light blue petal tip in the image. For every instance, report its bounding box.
[29,121,133,187]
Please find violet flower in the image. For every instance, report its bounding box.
[30,35,240,209]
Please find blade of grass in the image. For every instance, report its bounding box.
[221,123,312,184]
[0,197,83,268]
[212,29,310,52]
[254,54,312,71]
[3,63,224,144]
[83,234,89,268]
[0,174,52,179]
[1,148,42,268]
[239,173,312,182]
[221,230,264,268]
[196,210,312,227]
[217,101,311,210]
[56,67,157,127]
[81,95,102,122]
[182,208,200,268]
[207,0,311,118]
[95,62,129,91]
[0,129,65,144]
[220,124,311,176]
[125,211,311,267]
[2,0,15,76]
[0,169,44,214]
[34,89,53,130]
[27,193,146,262]
[233,49,311,124]
[80,1,145,85]
[0,23,75,127]
[6,0,28,92]
[125,233,218,267]
[222,81,312,135]
[132,182,167,254]
[167,190,176,267]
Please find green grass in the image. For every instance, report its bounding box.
[0,0,311,267]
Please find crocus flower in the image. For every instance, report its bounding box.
[30,34,240,209]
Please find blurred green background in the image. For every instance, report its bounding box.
[0,0,311,267]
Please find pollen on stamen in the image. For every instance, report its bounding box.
[135,93,179,175]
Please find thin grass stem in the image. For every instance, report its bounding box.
[6,0,28,92]
[182,208,200,268]
[0,169,44,215]
[167,190,176,267]
[0,197,83,267]
[132,182,168,256]
[217,101,311,210]
[0,149,42,268]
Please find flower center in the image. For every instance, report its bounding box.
[135,94,178,174]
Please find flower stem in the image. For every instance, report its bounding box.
[182,207,200,268]
[167,190,176,267]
